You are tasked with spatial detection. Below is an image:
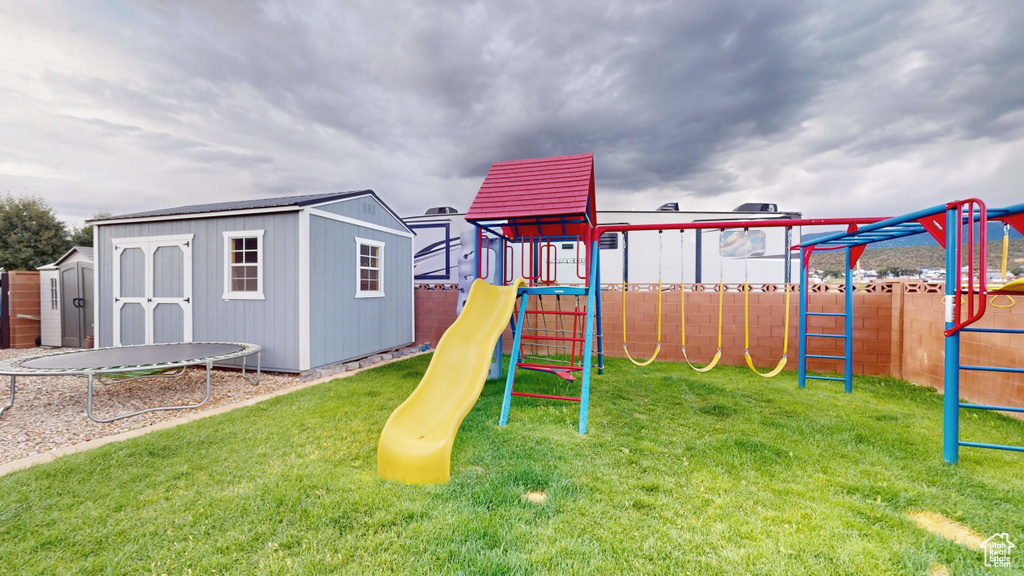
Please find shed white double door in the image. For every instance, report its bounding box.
[113,234,193,346]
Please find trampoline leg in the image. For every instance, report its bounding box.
[0,375,14,417]
[87,373,96,421]
[240,351,261,386]
[205,362,213,401]
[86,364,214,423]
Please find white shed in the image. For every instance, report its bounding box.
[37,246,95,348]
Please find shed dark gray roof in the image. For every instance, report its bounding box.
[37,246,95,270]
[90,190,375,223]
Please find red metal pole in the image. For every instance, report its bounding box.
[593,216,887,237]
[967,202,974,320]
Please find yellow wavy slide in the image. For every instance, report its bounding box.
[378,278,526,484]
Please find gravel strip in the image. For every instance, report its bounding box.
[0,347,311,466]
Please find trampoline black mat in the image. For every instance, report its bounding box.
[19,343,247,371]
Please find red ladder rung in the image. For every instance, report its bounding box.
[520,335,585,342]
[517,363,583,372]
[511,392,581,402]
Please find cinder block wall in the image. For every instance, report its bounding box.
[592,284,893,376]
[413,286,515,350]
[415,282,895,376]
[413,287,460,349]
[899,282,1024,414]
[413,280,1023,414]
[9,271,41,349]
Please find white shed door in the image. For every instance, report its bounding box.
[112,235,193,346]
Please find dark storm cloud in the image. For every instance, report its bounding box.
[59,2,827,185]
[97,0,1024,194]
[5,0,1024,221]
[460,1,825,187]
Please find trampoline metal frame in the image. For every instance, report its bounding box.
[0,342,261,423]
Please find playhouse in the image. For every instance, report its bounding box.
[90,191,414,373]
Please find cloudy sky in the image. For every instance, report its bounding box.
[2,1,1023,226]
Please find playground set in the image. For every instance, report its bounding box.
[378,153,1024,483]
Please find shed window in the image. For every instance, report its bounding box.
[222,230,265,300]
[355,237,385,298]
[50,278,58,310]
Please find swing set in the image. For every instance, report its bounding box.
[465,153,1024,464]
[614,219,869,378]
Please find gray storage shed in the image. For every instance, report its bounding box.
[38,246,95,348]
[90,191,414,372]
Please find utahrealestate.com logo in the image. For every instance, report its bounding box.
[981,533,1015,568]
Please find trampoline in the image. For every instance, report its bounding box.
[0,342,261,423]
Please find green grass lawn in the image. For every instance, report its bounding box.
[2,356,1023,575]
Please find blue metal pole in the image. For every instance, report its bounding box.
[844,246,854,393]
[579,239,600,434]
[943,206,960,464]
[594,237,604,375]
[798,246,808,388]
[474,226,480,280]
[489,236,504,381]
[499,291,529,427]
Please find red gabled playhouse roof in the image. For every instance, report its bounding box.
[466,153,596,240]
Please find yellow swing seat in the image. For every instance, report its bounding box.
[988,279,1023,308]
[955,280,1022,308]
[683,347,721,373]
[621,279,663,366]
[623,342,661,366]
[742,283,791,379]
[680,279,724,373]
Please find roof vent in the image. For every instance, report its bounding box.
[657,202,679,211]
[733,203,778,212]
[425,206,459,215]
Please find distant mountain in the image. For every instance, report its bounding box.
[802,222,1022,249]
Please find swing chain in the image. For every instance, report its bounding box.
[1002,223,1011,281]
[658,230,663,285]
[680,230,685,291]
[719,230,725,291]
[744,227,750,354]
[744,227,750,287]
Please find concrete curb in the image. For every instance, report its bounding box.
[0,349,432,478]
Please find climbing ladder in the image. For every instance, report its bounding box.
[798,240,860,392]
[514,289,588,381]
[943,201,1024,463]
[498,236,601,434]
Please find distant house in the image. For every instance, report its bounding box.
[37,246,95,348]
[90,191,414,372]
